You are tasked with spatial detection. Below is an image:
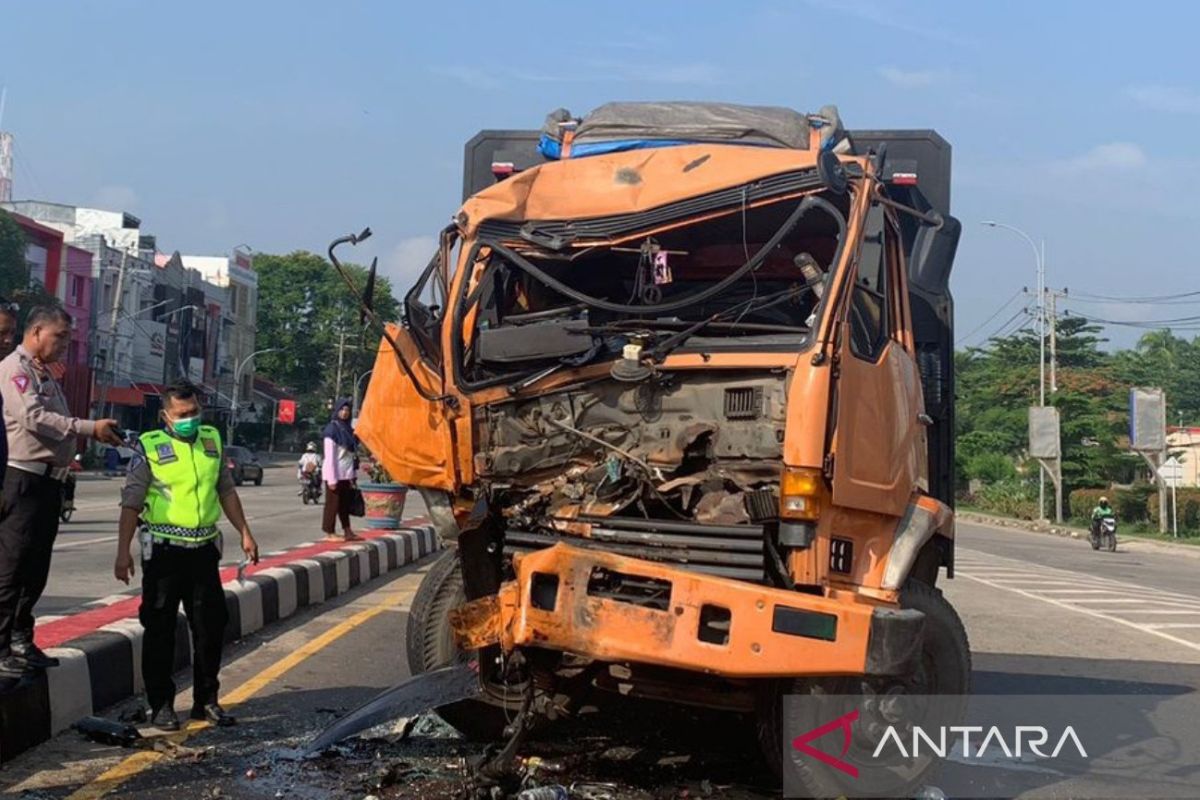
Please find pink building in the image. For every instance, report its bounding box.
[60,244,95,419]
[4,213,94,418]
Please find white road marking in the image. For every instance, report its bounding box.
[53,535,118,551]
[92,594,133,606]
[956,547,1200,654]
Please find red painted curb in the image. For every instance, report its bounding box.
[35,517,431,649]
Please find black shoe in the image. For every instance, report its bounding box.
[150,705,180,732]
[190,703,235,727]
[0,656,32,678]
[12,641,60,669]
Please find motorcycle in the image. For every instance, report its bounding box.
[1090,516,1117,552]
[301,470,323,505]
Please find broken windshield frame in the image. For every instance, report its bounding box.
[449,189,852,392]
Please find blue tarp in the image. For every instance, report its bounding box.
[537,101,840,161]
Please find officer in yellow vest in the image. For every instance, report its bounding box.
[113,381,259,731]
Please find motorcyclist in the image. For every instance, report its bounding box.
[297,443,322,496]
[1090,496,1115,535]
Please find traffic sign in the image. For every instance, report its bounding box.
[1158,456,1184,488]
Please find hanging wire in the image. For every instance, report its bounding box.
[959,288,1024,344]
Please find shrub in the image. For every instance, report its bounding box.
[973,478,1038,520]
[1115,485,1154,524]
[965,453,1016,484]
[1069,486,1155,525]
[1068,488,1107,521]
[1146,488,1200,534]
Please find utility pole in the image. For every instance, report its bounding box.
[1046,287,1068,394]
[228,347,280,446]
[99,248,128,418]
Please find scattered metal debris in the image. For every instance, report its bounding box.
[72,717,142,747]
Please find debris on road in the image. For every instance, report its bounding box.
[514,786,568,799]
[72,716,142,747]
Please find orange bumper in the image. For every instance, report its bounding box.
[450,543,915,679]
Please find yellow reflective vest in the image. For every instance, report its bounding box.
[139,425,224,541]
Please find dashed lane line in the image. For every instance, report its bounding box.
[955,547,1200,654]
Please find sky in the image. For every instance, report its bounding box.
[4,0,1200,349]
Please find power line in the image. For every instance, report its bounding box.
[1068,295,1200,307]
[1065,310,1200,331]
[959,288,1023,343]
[1071,289,1200,303]
[966,306,1029,346]
[994,310,1033,340]
[9,139,46,200]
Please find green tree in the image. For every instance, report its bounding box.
[0,210,28,299]
[956,317,1129,495]
[253,251,401,422]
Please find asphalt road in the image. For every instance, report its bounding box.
[41,467,428,616]
[3,520,1200,799]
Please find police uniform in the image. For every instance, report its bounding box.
[0,345,96,672]
[121,424,236,714]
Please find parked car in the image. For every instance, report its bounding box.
[225,446,264,486]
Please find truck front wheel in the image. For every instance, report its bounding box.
[405,550,519,741]
[756,579,971,795]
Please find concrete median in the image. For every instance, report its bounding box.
[0,522,440,763]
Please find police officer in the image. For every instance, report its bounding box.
[0,306,123,683]
[114,380,259,730]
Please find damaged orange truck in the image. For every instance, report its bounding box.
[353,102,967,789]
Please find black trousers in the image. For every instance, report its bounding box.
[322,480,354,534]
[139,542,228,710]
[0,469,63,658]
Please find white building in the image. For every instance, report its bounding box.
[180,252,258,420]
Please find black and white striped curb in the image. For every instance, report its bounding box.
[0,525,439,763]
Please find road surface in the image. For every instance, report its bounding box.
[3,520,1200,798]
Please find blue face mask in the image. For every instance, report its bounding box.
[170,416,201,438]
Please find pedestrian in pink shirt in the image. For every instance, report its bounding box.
[321,399,360,541]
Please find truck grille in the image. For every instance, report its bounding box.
[723,387,762,420]
[505,516,765,583]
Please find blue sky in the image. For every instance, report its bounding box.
[4,0,1200,348]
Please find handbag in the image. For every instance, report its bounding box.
[348,486,366,517]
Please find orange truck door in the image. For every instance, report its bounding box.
[829,204,923,517]
[356,251,462,492]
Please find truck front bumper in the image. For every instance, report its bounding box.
[450,543,923,679]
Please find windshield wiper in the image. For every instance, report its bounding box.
[646,283,816,362]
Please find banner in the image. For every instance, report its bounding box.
[278,399,296,424]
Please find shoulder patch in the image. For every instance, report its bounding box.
[155,442,179,464]
[12,374,28,394]
[201,437,219,456]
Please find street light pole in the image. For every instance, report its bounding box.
[352,369,374,420]
[982,221,1048,520]
[334,329,348,403]
[228,347,280,446]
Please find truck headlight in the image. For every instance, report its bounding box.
[780,467,825,521]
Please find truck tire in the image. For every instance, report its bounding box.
[756,579,971,796]
[405,550,515,741]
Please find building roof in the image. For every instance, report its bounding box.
[252,376,293,401]
[5,210,64,242]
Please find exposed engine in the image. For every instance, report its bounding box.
[477,371,787,530]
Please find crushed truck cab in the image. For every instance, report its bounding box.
[354,102,966,789]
